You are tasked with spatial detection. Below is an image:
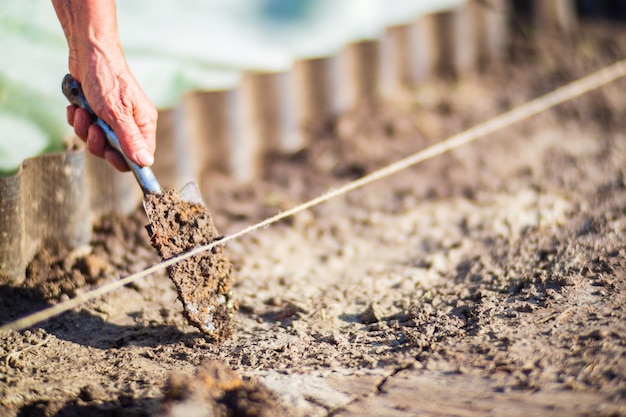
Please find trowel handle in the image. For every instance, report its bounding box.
[61,74,161,195]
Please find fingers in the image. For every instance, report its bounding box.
[85,125,106,159]
[66,104,75,126]
[70,106,108,160]
[68,107,131,172]
[113,120,156,168]
[64,75,158,172]
[104,148,131,172]
[69,106,108,160]
[106,93,158,168]
[72,107,91,141]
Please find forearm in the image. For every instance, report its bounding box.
[51,0,124,79]
[53,0,157,169]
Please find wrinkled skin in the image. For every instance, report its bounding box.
[52,0,157,171]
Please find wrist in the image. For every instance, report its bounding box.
[53,0,123,81]
[69,39,125,82]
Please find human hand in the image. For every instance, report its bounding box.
[67,64,157,172]
[52,0,157,172]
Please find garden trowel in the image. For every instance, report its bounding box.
[61,74,237,342]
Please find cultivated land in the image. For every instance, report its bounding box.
[1,22,625,416]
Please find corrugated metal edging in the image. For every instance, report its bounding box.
[1,0,513,285]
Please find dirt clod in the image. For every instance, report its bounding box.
[79,383,107,402]
[158,360,287,417]
[143,190,237,343]
[360,302,383,324]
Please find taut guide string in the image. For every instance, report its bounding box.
[2,57,626,333]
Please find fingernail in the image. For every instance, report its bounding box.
[136,149,154,167]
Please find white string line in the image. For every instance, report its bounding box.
[2,58,626,334]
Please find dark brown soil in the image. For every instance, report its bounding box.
[20,212,155,301]
[143,190,237,343]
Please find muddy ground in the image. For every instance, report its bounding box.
[1,21,626,417]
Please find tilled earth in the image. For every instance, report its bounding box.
[1,22,626,417]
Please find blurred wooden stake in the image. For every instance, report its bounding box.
[243,72,282,155]
[181,90,232,178]
[293,57,334,134]
[344,40,381,108]
[455,1,480,75]
[382,24,412,96]
[535,0,577,32]
[410,12,456,82]
[478,0,510,62]
[153,109,194,191]
[24,151,91,257]
[276,70,304,153]
[231,73,273,181]
[0,172,24,284]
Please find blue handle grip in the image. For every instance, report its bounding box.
[62,74,161,195]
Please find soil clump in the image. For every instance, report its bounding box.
[157,360,287,417]
[143,190,237,343]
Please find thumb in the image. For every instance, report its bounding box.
[112,119,155,167]
[111,102,156,167]
[106,112,156,167]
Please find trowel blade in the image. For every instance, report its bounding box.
[142,181,205,228]
[179,182,205,207]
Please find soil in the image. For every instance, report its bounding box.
[1,21,626,417]
[143,190,237,343]
[157,359,287,417]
